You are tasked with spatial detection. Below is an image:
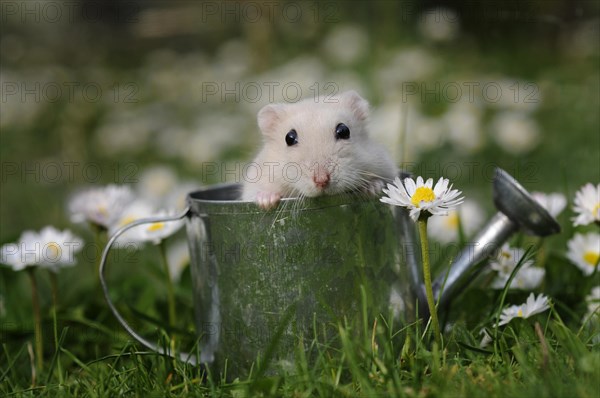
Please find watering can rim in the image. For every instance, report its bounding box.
[185,172,412,214]
[185,182,393,214]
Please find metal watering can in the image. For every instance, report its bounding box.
[99,168,560,375]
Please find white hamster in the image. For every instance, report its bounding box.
[242,90,398,209]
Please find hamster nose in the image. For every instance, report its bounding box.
[313,172,330,189]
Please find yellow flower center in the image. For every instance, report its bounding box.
[411,187,436,207]
[583,251,599,267]
[517,308,523,317]
[47,242,60,258]
[444,212,459,229]
[147,222,165,232]
[120,216,137,227]
[594,203,600,216]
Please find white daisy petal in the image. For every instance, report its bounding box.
[499,304,520,326]
[532,191,567,218]
[479,328,493,348]
[566,232,600,276]
[404,177,417,195]
[584,286,600,319]
[498,293,550,326]
[489,243,542,290]
[572,183,600,226]
[428,200,486,244]
[409,208,422,222]
[166,240,190,282]
[433,177,448,196]
[68,185,135,229]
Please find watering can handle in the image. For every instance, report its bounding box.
[98,207,198,365]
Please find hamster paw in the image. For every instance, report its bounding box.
[256,191,281,210]
[365,179,386,196]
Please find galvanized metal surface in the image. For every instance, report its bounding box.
[186,184,417,376]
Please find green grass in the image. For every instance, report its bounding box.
[1,243,599,397]
[1,305,598,397]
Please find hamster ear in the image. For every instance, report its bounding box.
[257,104,285,137]
[340,90,369,121]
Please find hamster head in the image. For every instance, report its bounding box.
[256,90,377,198]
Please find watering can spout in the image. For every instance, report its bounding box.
[428,168,561,310]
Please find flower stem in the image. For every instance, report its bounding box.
[159,242,176,352]
[92,225,106,286]
[26,267,43,373]
[48,271,64,385]
[418,218,442,347]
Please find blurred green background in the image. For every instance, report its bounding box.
[1,0,599,243]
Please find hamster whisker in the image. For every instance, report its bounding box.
[297,193,308,214]
[356,169,390,181]
[339,172,385,202]
[289,188,305,217]
[270,200,288,228]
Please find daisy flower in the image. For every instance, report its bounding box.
[572,183,600,226]
[108,202,184,245]
[585,286,600,318]
[381,176,464,222]
[566,232,600,276]
[1,226,83,272]
[136,165,179,207]
[499,293,551,326]
[140,209,185,245]
[68,184,135,229]
[479,328,492,348]
[164,181,201,211]
[531,191,567,218]
[166,240,190,282]
[0,226,82,371]
[428,199,486,244]
[381,175,463,346]
[582,286,600,343]
[491,111,540,155]
[418,7,460,42]
[488,243,544,290]
[108,200,155,242]
[489,243,534,276]
[490,266,545,290]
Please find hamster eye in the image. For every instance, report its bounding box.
[335,123,350,140]
[285,129,298,146]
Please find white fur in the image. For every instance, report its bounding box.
[242,91,397,208]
